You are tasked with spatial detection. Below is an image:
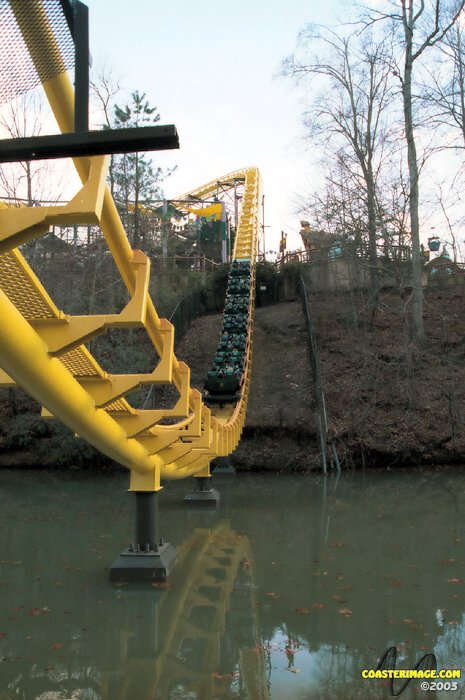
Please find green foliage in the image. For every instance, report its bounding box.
[256,261,279,287]
[109,90,171,247]
[203,263,230,311]
[3,414,51,450]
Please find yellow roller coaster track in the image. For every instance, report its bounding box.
[0,2,260,493]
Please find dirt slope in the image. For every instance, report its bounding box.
[176,301,317,471]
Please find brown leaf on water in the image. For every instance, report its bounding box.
[440,558,456,565]
[384,619,395,624]
[312,603,326,609]
[265,592,279,598]
[289,668,301,673]
[27,607,49,616]
[339,608,352,618]
[335,574,345,580]
[340,584,353,591]
[295,607,311,615]
[447,578,465,584]
[403,619,421,629]
[330,541,346,548]
[50,643,63,651]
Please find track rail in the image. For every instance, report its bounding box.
[0,2,259,491]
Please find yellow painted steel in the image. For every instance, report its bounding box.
[0,1,260,489]
[100,523,268,699]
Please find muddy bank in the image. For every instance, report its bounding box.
[178,288,465,471]
[1,287,465,471]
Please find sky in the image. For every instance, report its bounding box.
[84,0,345,254]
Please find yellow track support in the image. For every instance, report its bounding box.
[0,2,260,490]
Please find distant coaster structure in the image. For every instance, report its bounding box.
[0,0,259,579]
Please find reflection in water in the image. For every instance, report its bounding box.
[0,484,267,700]
[0,469,465,699]
[101,523,267,700]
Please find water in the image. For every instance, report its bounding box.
[0,468,465,699]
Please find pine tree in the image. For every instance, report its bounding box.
[111,90,165,248]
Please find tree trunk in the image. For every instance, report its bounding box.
[403,38,425,343]
[366,172,380,306]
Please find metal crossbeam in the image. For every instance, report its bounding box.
[0,125,179,162]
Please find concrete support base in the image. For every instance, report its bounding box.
[109,491,176,582]
[109,542,177,582]
[183,477,220,504]
[212,457,236,475]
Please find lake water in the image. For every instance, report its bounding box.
[0,467,465,699]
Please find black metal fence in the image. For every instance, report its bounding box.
[169,290,204,347]
[299,276,340,473]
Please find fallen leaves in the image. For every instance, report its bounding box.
[339,608,352,618]
[295,607,311,615]
[27,607,50,616]
[403,619,422,629]
[49,643,63,651]
[447,578,465,584]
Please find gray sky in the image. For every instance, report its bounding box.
[85,0,344,252]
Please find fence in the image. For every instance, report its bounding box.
[169,290,204,347]
[299,275,340,473]
[152,254,219,273]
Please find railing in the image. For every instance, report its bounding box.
[276,245,413,269]
[299,275,340,473]
[151,254,220,273]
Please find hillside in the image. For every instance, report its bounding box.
[178,285,465,471]
[175,301,316,471]
[1,285,465,472]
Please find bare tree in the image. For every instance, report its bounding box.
[90,65,121,198]
[0,90,66,206]
[422,24,465,148]
[283,26,396,306]
[365,0,465,343]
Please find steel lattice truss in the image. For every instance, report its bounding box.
[0,0,260,490]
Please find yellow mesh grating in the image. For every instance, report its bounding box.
[0,251,57,319]
[59,347,102,377]
[106,399,133,412]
